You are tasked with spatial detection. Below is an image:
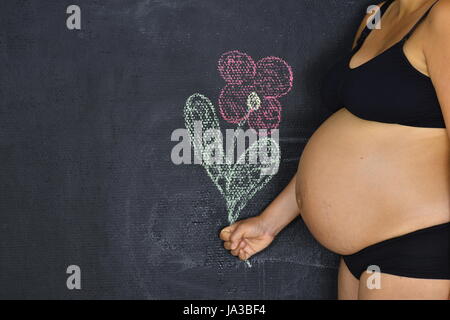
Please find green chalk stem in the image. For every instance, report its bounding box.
[184,93,281,267]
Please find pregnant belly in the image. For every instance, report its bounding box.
[296,108,450,255]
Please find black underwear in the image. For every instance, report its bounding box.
[342,222,450,280]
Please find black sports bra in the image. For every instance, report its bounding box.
[322,0,446,128]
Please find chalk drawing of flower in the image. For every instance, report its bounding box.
[184,50,294,267]
[217,50,293,132]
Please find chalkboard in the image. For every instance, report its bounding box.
[0,0,374,299]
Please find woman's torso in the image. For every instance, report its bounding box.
[295,0,450,255]
[296,109,449,255]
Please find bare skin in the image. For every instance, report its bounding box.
[220,0,450,300]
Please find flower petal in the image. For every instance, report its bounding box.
[247,97,281,131]
[218,50,256,85]
[218,84,254,123]
[254,56,293,98]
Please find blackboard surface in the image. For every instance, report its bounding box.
[1,0,373,299]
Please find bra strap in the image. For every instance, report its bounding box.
[403,0,440,41]
[354,0,395,50]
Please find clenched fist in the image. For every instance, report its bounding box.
[219,216,276,261]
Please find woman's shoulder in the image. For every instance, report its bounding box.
[426,0,450,43]
[427,0,450,26]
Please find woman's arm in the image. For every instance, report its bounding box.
[259,171,301,237]
[426,0,450,138]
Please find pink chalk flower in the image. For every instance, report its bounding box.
[217,50,293,132]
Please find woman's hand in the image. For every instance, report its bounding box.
[219,172,301,261]
[219,216,276,261]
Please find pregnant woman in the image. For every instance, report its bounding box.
[219,0,450,300]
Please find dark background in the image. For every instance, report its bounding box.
[0,0,373,299]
